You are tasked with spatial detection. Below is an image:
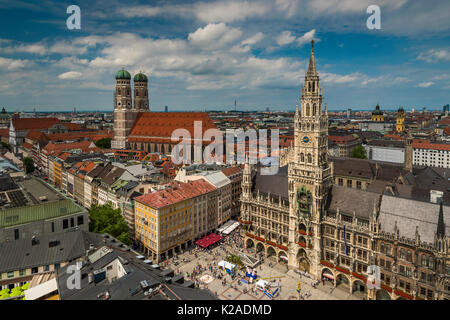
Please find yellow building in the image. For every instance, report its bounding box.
[371,104,384,122]
[134,180,215,262]
[396,107,405,132]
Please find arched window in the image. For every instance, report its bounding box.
[306,104,310,116]
[421,255,427,267]
[307,153,312,163]
[400,248,405,259]
[117,88,121,95]
[313,104,317,115]
[429,257,434,269]
[312,81,315,92]
[406,250,412,262]
[300,153,304,162]
[308,82,311,92]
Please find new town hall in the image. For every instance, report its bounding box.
[239,41,449,300]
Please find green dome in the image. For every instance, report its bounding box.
[134,72,148,82]
[115,68,131,80]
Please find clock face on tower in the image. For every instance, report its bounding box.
[302,136,310,144]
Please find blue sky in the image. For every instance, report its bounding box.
[0,0,449,112]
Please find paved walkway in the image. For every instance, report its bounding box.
[161,241,363,301]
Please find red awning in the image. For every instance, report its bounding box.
[323,273,334,280]
[195,233,224,248]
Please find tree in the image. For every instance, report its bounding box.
[0,141,11,151]
[89,203,131,245]
[351,145,367,159]
[95,137,112,149]
[23,157,35,174]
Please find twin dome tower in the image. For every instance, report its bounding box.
[111,68,150,149]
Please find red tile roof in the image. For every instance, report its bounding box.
[0,129,9,138]
[328,135,359,144]
[12,117,59,131]
[42,140,100,155]
[129,112,217,142]
[221,166,242,177]
[413,139,450,151]
[135,180,216,209]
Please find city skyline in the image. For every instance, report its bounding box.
[0,0,449,111]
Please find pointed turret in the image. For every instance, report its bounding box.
[307,40,317,77]
[437,200,445,238]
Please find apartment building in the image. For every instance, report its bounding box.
[134,180,216,262]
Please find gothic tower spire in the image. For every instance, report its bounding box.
[307,40,317,77]
[437,200,445,238]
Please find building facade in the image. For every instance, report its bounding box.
[239,41,449,300]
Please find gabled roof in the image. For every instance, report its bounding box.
[0,231,102,273]
[326,185,381,219]
[12,117,59,131]
[379,195,450,244]
[129,112,217,141]
[135,180,216,209]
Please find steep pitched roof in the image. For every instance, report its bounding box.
[12,117,59,131]
[128,112,217,142]
[135,180,216,209]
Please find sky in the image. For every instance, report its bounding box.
[0,0,449,112]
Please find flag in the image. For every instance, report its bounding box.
[344,225,348,256]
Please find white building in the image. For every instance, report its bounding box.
[413,140,450,168]
[364,139,405,164]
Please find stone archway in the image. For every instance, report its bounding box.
[246,239,255,249]
[321,268,335,286]
[376,289,391,300]
[298,223,307,233]
[278,250,288,264]
[256,242,265,253]
[336,274,350,289]
[267,246,276,258]
[352,280,367,298]
[297,249,309,273]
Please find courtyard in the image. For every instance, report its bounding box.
[161,232,363,301]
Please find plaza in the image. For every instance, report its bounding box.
[162,231,363,301]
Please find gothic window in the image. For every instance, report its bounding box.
[307,153,312,163]
[300,153,304,162]
[306,104,310,116]
[312,81,315,92]
[308,82,311,92]
[399,248,405,259]
[296,187,312,216]
[117,88,121,95]
[313,104,317,115]
[127,88,130,96]
[136,91,139,97]
[406,250,412,262]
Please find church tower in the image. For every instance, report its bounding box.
[111,68,138,149]
[396,107,405,133]
[134,72,150,111]
[288,41,333,276]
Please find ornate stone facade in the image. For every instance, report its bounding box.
[239,41,449,300]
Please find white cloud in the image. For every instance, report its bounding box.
[58,71,82,80]
[0,57,27,69]
[188,23,242,49]
[194,1,270,23]
[416,81,434,88]
[417,49,450,63]
[297,29,317,46]
[241,32,264,46]
[276,31,296,46]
